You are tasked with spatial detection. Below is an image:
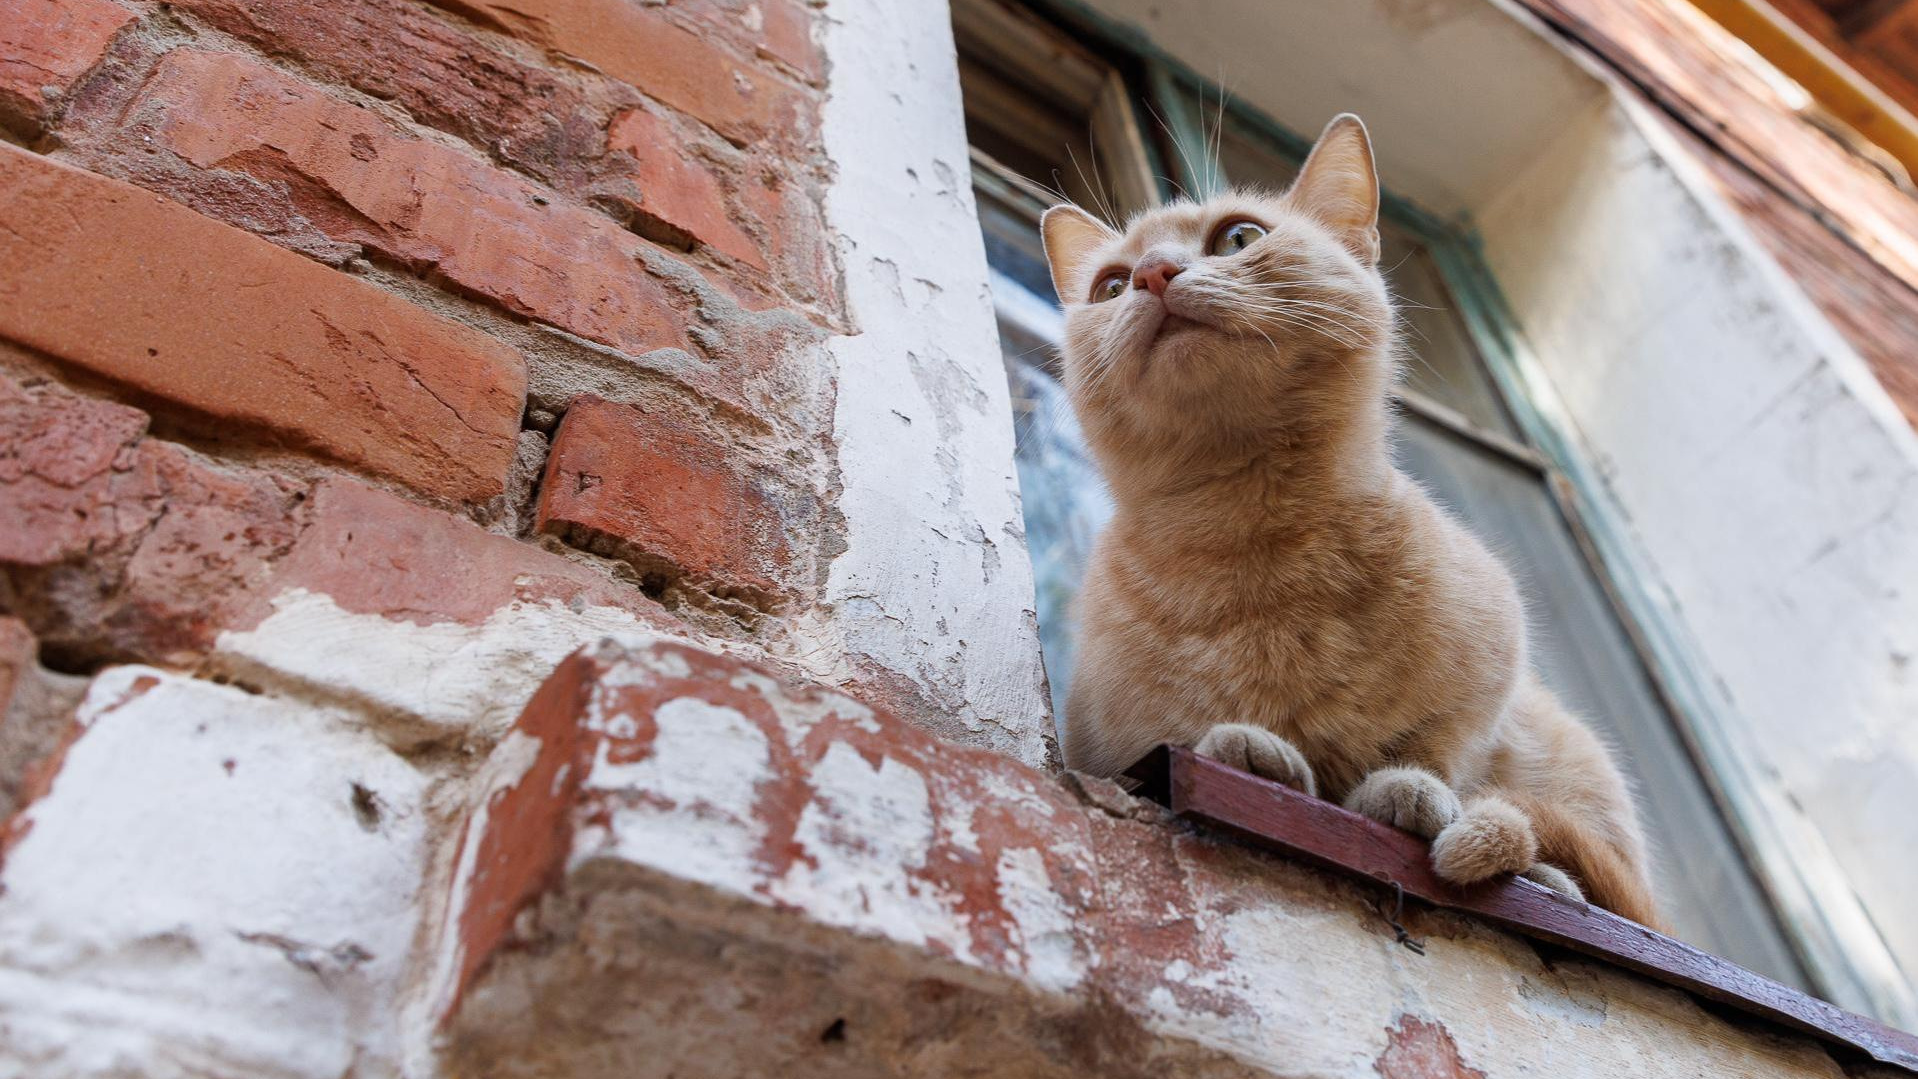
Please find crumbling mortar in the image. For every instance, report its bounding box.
[539,520,776,634]
[345,255,810,447]
[1056,771,1168,824]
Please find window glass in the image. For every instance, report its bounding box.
[974,172,1114,722]
[1395,420,1804,979]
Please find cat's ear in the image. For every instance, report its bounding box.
[1289,114,1381,265]
[1041,204,1116,304]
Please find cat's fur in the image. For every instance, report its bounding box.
[1040,114,1660,925]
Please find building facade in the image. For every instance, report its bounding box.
[1,0,1916,1074]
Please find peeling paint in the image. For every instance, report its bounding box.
[589,697,773,893]
[818,0,1054,770]
[771,742,968,958]
[994,846,1088,992]
[440,640,1865,1079]
[1375,1016,1487,1079]
[216,588,666,745]
[0,668,428,1079]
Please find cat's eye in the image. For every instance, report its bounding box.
[1207,219,1268,256]
[1089,271,1128,303]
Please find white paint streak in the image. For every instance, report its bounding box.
[585,697,772,893]
[993,847,1087,992]
[0,668,427,1079]
[770,742,972,961]
[819,0,1054,769]
[216,589,664,743]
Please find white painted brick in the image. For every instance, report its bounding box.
[0,668,429,1079]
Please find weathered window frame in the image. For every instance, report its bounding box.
[957,0,1914,1025]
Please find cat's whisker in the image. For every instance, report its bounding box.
[1240,292,1375,337]
[1022,167,1081,211]
[1206,75,1229,198]
[1143,100,1201,201]
[1231,296,1372,348]
[1067,143,1119,232]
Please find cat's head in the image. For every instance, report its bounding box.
[1040,114,1392,450]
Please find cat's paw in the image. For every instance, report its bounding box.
[1430,796,1538,884]
[1195,723,1317,797]
[1343,767,1462,840]
[1522,862,1585,902]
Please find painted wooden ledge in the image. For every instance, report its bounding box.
[1123,744,1918,1074]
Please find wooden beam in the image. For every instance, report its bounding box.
[1838,0,1918,42]
[1687,0,1918,181]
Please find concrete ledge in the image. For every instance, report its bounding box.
[429,640,1892,1078]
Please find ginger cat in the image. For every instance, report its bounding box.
[1041,115,1660,925]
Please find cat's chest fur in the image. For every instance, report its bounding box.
[1072,487,1521,788]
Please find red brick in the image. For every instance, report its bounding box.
[129,49,689,359]
[1376,1016,1488,1079]
[168,0,622,195]
[264,478,661,628]
[740,159,835,309]
[536,395,791,605]
[1,372,666,662]
[0,373,148,566]
[605,102,833,308]
[0,0,133,135]
[149,3,829,307]
[755,0,821,84]
[429,0,807,147]
[441,639,1092,1037]
[607,107,766,269]
[662,0,822,84]
[0,144,527,502]
[0,371,301,665]
[447,643,599,1010]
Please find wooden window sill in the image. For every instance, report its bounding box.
[1123,744,1918,1073]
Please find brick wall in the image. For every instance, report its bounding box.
[3,0,835,637]
[0,0,1052,1071]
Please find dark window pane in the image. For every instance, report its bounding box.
[1383,237,1520,436]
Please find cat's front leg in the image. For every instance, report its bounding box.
[1194,723,1317,797]
[1429,795,1536,882]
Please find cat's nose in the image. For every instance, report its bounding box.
[1132,260,1183,297]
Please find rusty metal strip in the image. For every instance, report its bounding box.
[1123,745,1918,1073]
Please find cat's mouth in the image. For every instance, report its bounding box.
[1146,308,1209,346]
